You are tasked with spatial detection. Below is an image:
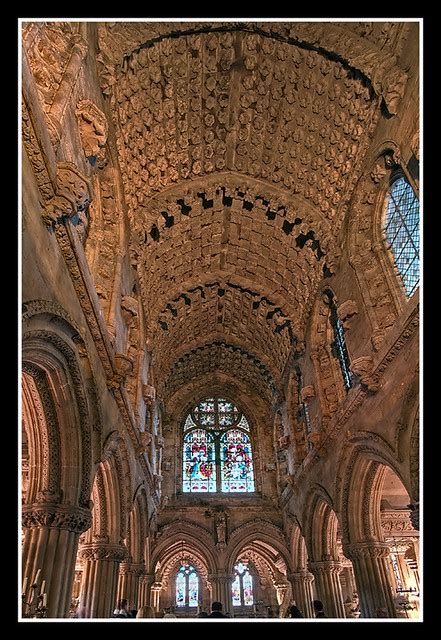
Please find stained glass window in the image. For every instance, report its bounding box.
[176,565,199,608]
[182,429,216,493]
[232,562,253,606]
[220,430,255,492]
[384,176,420,297]
[182,398,255,493]
[328,293,352,391]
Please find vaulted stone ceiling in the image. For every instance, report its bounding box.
[96,22,409,404]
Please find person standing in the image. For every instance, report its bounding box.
[312,600,326,618]
[208,601,227,618]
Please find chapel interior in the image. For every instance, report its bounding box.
[21,19,420,620]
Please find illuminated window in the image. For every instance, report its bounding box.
[384,176,419,297]
[232,562,254,606]
[325,292,352,391]
[176,564,199,608]
[182,398,255,493]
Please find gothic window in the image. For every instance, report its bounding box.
[176,564,199,608]
[326,292,352,390]
[383,175,420,297]
[182,398,255,493]
[232,561,254,607]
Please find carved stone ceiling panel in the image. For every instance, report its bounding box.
[93,22,409,402]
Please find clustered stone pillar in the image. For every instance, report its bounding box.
[78,543,127,618]
[308,561,345,618]
[288,571,315,618]
[22,502,91,618]
[345,542,397,618]
[208,574,233,612]
[117,563,145,612]
[150,582,163,612]
[138,574,154,609]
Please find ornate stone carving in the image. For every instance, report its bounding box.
[337,300,358,328]
[214,510,228,545]
[22,503,92,533]
[142,384,156,405]
[120,295,139,325]
[113,353,134,382]
[350,356,380,392]
[75,99,108,164]
[408,502,419,531]
[300,385,315,402]
[345,541,391,560]
[78,543,128,562]
[43,162,93,226]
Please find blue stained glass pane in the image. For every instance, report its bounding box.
[220,430,255,492]
[232,575,241,606]
[183,430,216,492]
[176,571,186,607]
[188,572,199,607]
[243,571,253,606]
[384,176,420,297]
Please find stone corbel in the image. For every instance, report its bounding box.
[120,295,139,325]
[43,162,93,226]
[111,353,134,386]
[155,435,165,449]
[142,384,156,406]
[301,385,315,402]
[136,431,152,455]
[337,300,358,329]
[75,99,108,166]
[350,356,380,392]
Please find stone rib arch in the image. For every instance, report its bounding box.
[152,520,217,577]
[22,329,97,507]
[290,521,310,572]
[227,520,291,574]
[101,431,133,542]
[301,484,339,561]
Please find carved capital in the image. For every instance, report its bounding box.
[288,571,314,585]
[309,560,342,575]
[22,503,92,534]
[75,99,108,163]
[345,541,391,561]
[43,162,93,226]
[78,543,128,562]
[113,353,134,382]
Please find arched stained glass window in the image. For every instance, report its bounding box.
[384,176,420,297]
[232,562,253,607]
[176,564,199,608]
[182,398,255,493]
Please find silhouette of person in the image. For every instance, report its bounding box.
[198,610,209,617]
[113,598,133,618]
[288,604,304,618]
[208,601,227,618]
[136,605,156,618]
[312,599,326,618]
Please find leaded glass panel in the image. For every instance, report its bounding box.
[183,429,216,493]
[220,430,255,492]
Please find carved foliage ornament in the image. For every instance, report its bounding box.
[43,162,93,225]
[75,100,108,162]
[22,503,92,533]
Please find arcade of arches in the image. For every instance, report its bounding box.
[21,20,420,620]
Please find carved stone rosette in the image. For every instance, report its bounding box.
[22,503,92,533]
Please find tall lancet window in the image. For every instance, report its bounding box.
[325,291,352,391]
[384,175,420,297]
[232,561,254,607]
[176,564,199,608]
[182,398,255,493]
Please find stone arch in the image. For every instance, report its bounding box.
[100,431,133,543]
[347,139,419,352]
[227,520,291,574]
[130,484,149,565]
[22,317,100,507]
[301,484,339,561]
[290,521,309,572]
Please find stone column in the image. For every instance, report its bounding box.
[22,502,91,618]
[288,571,315,618]
[308,561,345,618]
[78,543,127,618]
[208,574,234,612]
[138,574,154,608]
[150,582,163,612]
[117,563,145,611]
[345,542,397,618]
